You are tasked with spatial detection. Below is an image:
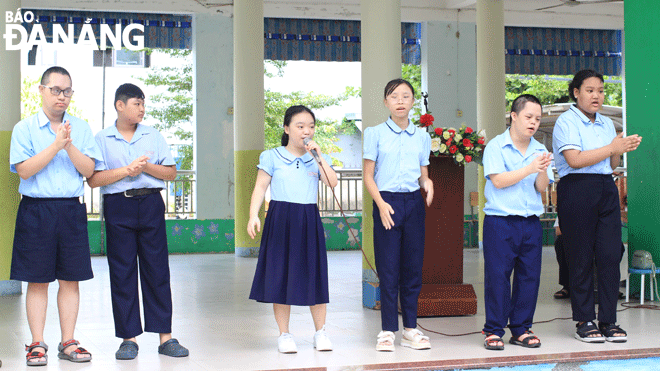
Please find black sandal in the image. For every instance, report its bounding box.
[575,321,605,343]
[553,288,570,299]
[509,330,541,348]
[483,332,504,350]
[599,322,627,343]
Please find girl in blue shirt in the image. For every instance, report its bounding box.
[363,79,434,351]
[247,105,338,354]
[553,69,641,343]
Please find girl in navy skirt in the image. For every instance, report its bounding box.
[248,105,338,353]
[363,79,434,351]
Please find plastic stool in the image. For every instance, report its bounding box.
[626,267,660,304]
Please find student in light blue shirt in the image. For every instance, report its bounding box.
[482,94,553,351]
[363,79,434,352]
[9,66,100,366]
[87,83,188,360]
[552,69,641,343]
[247,105,338,354]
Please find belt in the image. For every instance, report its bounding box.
[120,188,162,197]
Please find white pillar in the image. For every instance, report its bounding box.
[421,20,478,214]
[193,13,234,220]
[0,0,23,294]
[234,0,264,257]
[361,0,401,307]
[476,0,506,247]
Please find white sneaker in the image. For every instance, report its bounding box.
[278,333,297,353]
[313,325,333,351]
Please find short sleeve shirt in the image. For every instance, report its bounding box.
[94,123,176,194]
[483,128,554,217]
[257,146,332,204]
[552,105,617,178]
[9,110,102,198]
[363,118,431,192]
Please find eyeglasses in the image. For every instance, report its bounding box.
[41,85,74,98]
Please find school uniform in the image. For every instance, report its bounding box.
[9,110,101,283]
[482,128,553,339]
[95,123,176,339]
[249,147,332,306]
[553,104,621,324]
[363,118,430,332]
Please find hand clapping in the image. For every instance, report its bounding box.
[611,133,642,155]
[529,153,553,173]
[126,155,149,177]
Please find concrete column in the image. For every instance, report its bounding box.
[234,0,264,257]
[193,13,234,220]
[624,0,660,296]
[476,0,505,247]
[361,0,401,308]
[421,20,478,214]
[0,0,22,295]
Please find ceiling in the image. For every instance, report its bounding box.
[20,0,624,29]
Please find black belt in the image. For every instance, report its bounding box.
[112,188,162,197]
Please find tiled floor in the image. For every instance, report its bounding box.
[0,248,658,370]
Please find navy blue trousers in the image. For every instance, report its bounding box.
[554,235,570,289]
[483,215,542,338]
[557,174,621,324]
[373,191,425,332]
[103,192,173,339]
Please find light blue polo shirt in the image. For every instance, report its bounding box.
[552,105,617,178]
[363,118,431,193]
[9,109,102,198]
[483,128,554,217]
[257,146,331,204]
[94,123,176,194]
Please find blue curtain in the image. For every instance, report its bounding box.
[505,26,622,76]
[264,17,421,64]
[21,9,192,49]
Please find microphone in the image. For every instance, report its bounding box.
[303,137,320,162]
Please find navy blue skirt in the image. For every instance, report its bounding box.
[249,200,329,306]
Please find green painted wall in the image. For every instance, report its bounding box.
[1,132,20,280]
[624,0,660,298]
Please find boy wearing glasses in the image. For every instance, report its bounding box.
[9,66,101,366]
[87,83,188,360]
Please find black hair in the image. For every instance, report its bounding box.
[568,69,604,102]
[383,78,415,99]
[114,83,145,110]
[40,66,71,85]
[510,94,542,124]
[281,105,315,146]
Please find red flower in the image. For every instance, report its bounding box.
[449,145,458,154]
[463,138,473,148]
[465,127,474,134]
[478,137,485,145]
[434,127,443,136]
[448,129,456,135]
[465,155,472,163]
[446,140,452,147]
[419,114,434,127]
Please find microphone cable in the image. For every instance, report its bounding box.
[316,155,660,338]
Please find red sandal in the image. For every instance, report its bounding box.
[25,341,48,366]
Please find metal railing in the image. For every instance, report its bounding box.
[318,169,363,216]
[84,170,196,219]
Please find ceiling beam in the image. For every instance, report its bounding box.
[445,0,476,9]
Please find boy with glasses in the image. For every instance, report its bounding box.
[10,66,101,366]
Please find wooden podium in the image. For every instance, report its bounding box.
[418,155,477,316]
